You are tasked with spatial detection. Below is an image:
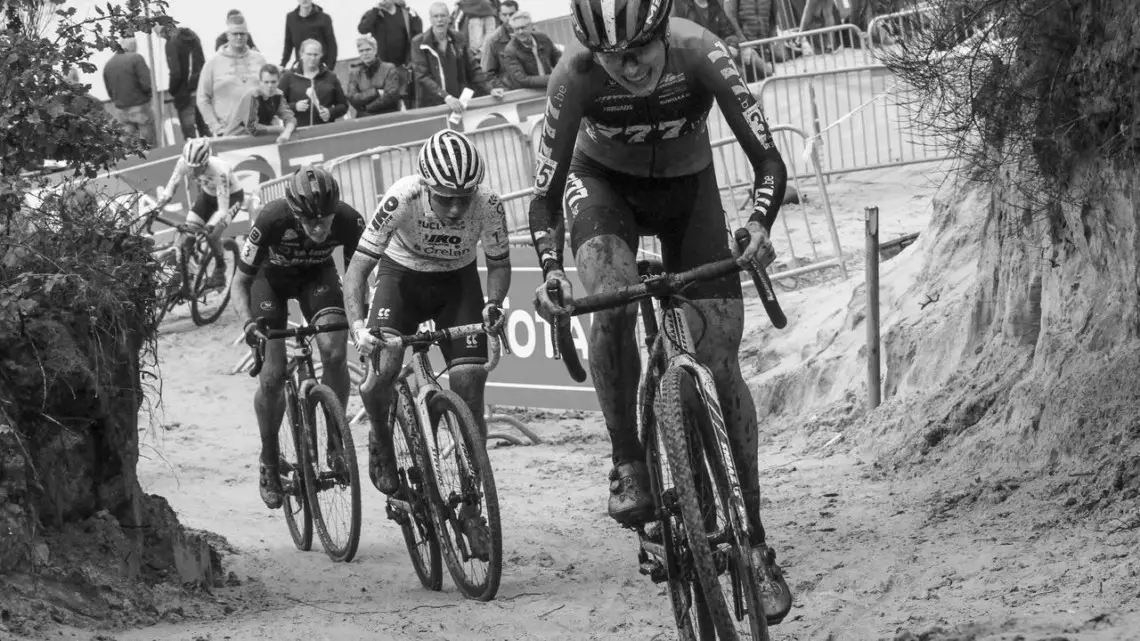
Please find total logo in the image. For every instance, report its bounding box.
[498,296,589,361]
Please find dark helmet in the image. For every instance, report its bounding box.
[570,0,673,53]
[285,164,340,219]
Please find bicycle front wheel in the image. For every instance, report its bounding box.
[189,236,238,326]
[390,384,443,590]
[281,391,313,551]
[427,390,502,601]
[302,385,362,562]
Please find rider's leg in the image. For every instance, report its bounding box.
[306,264,352,410]
[436,262,491,443]
[250,275,289,509]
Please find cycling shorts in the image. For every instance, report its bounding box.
[250,261,345,330]
[187,188,245,230]
[367,256,487,367]
[565,153,741,300]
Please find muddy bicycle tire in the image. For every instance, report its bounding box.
[427,390,503,601]
[190,237,238,326]
[281,391,313,551]
[302,385,362,562]
[390,382,443,590]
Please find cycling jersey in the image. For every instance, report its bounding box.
[236,198,365,275]
[528,18,787,251]
[162,156,243,215]
[357,175,511,272]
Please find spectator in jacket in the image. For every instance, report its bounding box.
[347,35,403,116]
[451,0,498,58]
[215,9,259,51]
[674,0,764,77]
[499,12,559,90]
[103,36,156,147]
[411,2,502,111]
[223,64,297,142]
[198,13,268,135]
[280,39,349,127]
[156,23,211,139]
[358,0,423,104]
[480,0,517,89]
[281,0,338,69]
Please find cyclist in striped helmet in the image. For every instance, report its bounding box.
[233,164,366,510]
[343,128,511,559]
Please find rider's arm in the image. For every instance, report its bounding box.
[158,157,188,205]
[233,216,274,327]
[481,194,512,304]
[215,163,232,220]
[526,55,588,277]
[338,203,366,266]
[699,37,787,230]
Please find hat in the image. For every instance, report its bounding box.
[226,13,248,34]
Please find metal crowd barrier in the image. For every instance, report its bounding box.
[464,123,536,231]
[739,24,870,78]
[866,4,937,55]
[325,147,394,218]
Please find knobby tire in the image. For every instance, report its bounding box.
[302,385,362,562]
[281,389,313,551]
[390,382,443,590]
[190,237,238,326]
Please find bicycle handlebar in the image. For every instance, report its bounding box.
[368,320,507,373]
[248,319,353,378]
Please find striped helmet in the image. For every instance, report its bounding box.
[285,164,340,219]
[417,129,485,192]
[571,0,673,53]
[182,138,212,167]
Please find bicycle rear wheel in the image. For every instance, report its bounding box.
[302,384,362,562]
[389,384,443,590]
[189,236,238,326]
[427,390,502,601]
[281,391,313,551]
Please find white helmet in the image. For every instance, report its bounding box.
[417,129,485,192]
[182,138,212,167]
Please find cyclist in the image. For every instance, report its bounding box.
[154,138,245,289]
[527,0,793,624]
[232,164,365,509]
[343,129,510,552]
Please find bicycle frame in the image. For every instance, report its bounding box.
[283,336,322,430]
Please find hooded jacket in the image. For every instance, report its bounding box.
[347,58,403,116]
[281,3,338,68]
[223,87,296,137]
[196,44,268,133]
[215,30,258,52]
[409,28,490,108]
[279,62,349,127]
[165,27,205,106]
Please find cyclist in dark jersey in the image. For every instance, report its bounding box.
[233,165,365,510]
[528,0,792,624]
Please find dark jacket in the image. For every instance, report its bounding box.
[215,31,258,52]
[279,63,349,127]
[102,51,152,109]
[672,0,744,47]
[346,58,403,116]
[281,4,338,68]
[736,0,776,39]
[165,27,205,107]
[410,28,491,108]
[480,24,512,89]
[500,33,561,90]
[357,4,423,67]
[223,87,296,136]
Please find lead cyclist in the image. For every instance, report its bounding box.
[528,0,793,624]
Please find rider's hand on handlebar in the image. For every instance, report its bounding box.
[736,221,776,269]
[352,325,380,358]
[482,302,506,334]
[533,271,573,324]
[243,319,267,348]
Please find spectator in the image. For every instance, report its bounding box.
[223,64,297,142]
[499,12,559,90]
[198,13,268,135]
[735,0,777,40]
[480,0,517,90]
[280,39,349,127]
[451,0,498,58]
[102,36,156,147]
[674,0,764,77]
[411,2,502,112]
[281,0,338,69]
[215,10,259,51]
[347,35,403,117]
[155,23,211,139]
[358,0,423,105]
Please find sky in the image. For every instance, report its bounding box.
[68,0,570,100]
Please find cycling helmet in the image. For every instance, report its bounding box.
[182,138,211,167]
[417,129,485,192]
[571,0,673,53]
[285,164,340,219]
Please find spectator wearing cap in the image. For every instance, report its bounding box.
[499,12,559,90]
[198,13,268,134]
[215,9,259,51]
[358,0,424,105]
[103,36,156,147]
[480,0,517,90]
[346,35,403,116]
[223,64,297,142]
[281,0,338,69]
[279,39,349,127]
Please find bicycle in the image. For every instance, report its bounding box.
[546,229,788,641]
[248,318,362,563]
[135,207,238,327]
[361,319,509,601]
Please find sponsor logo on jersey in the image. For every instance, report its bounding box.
[465,333,478,349]
[658,73,685,88]
[425,233,462,244]
[259,301,274,311]
[743,103,774,150]
[282,229,299,241]
[563,174,589,215]
[371,213,392,232]
[247,227,262,244]
[603,104,634,112]
[239,238,257,264]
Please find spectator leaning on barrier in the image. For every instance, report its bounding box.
[198,13,268,135]
[499,12,559,91]
[480,0,517,90]
[281,0,338,69]
[223,64,297,142]
[411,2,502,111]
[102,36,156,147]
[451,0,499,58]
[156,23,211,139]
[215,9,259,51]
[347,35,403,116]
[358,0,423,105]
[280,39,349,127]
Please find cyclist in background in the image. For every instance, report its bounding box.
[154,138,244,289]
[232,165,365,510]
[343,131,510,525]
[527,0,793,624]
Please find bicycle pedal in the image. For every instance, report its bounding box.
[639,559,669,583]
